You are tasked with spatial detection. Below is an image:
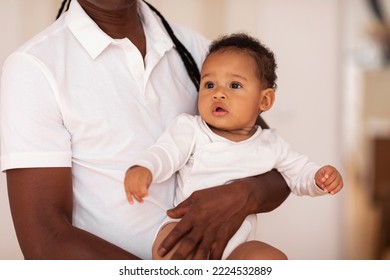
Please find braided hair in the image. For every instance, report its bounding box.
[56,0,71,20]
[56,0,200,91]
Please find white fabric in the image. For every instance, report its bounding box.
[136,113,327,258]
[0,0,209,259]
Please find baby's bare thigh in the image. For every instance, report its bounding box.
[226,241,288,260]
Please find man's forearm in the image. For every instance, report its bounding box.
[7,167,140,260]
[244,169,290,214]
[11,207,140,260]
[36,224,140,260]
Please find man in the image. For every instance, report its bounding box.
[1,0,290,259]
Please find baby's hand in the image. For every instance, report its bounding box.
[124,166,152,204]
[315,165,343,195]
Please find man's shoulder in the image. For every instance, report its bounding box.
[15,18,66,56]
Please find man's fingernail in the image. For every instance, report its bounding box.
[158,248,167,257]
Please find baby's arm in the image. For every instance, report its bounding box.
[315,165,343,195]
[124,166,152,204]
[124,114,197,204]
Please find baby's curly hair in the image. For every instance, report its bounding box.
[208,33,278,90]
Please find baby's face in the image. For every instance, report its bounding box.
[198,49,265,133]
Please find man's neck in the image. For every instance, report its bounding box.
[77,0,146,56]
[81,0,138,11]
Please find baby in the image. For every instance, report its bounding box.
[124,33,343,260]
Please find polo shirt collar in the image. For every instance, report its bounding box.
[65,0,175,60]
[66,0,112,59]
[138,0,174,52]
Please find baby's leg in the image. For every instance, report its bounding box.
[152,222,180,260]
[226,241,288,260]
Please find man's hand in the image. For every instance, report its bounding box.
[158,182,249,259]
[157,170,290,259]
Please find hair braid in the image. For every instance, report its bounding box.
[142,1,200,91]
[56,0,71,20]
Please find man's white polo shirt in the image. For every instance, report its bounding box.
[0,0,209,259]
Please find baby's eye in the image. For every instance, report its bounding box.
[204,82,215,89]
[230,82,242,89]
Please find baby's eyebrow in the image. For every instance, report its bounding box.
[200,72,248,81]
[200,72,212,80]
[230,73,248,81]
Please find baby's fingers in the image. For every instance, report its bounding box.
[126,191,135,204]
[322,165,336,180]
[326,180,343,194]
[133,194,146,203]
[323,174,344,194]
[131,189,148,204]
[125,188,148,204]
[331,183,343,194]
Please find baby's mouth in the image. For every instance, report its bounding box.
[212,103,228,115]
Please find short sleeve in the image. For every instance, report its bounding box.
[1,52,72,171]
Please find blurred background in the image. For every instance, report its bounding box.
[1,0,390,260]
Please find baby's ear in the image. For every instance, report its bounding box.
[259,88,275,112]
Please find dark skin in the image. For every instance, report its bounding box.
[7,168,136,259]
[6,0,290,260]
[76,0,146,56]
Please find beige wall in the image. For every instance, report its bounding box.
[1,0,351,260]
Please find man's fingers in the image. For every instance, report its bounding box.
[191,237,212,260]
[170,231,199,259]
[168,224,216,260]
[158,219,192,258]
[166,199,191,219]
[161,186,249,259]
[208,224,233,260]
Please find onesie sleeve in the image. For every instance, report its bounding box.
[135,113,196,183]
[1,52,72,171]
[272,130,327,197]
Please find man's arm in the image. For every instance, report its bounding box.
[158,169,290,259]
[7,167,139,259]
